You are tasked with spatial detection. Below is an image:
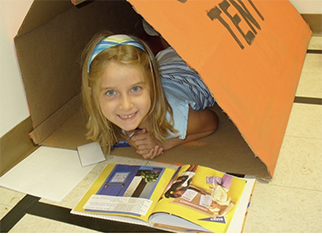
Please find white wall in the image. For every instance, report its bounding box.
[0,0,321,138]
[290,0,322,14]
[0,0,33,137]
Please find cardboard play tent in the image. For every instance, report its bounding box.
[14,0,311,181]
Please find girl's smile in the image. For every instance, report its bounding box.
[118,111,137,120]
[99,61,151,132]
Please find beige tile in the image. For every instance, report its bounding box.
[0,187,25,220]
[0,187,26,207]
[308,36,322,50]
[9,214,99,233]
[243,183,322,233]
[272,136,322,191]
[285,103,322,139]
[296,70,322,99]
[300,54,322,76]
[297,54,322,98]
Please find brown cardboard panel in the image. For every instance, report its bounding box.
[41,105,90,149]
[30,94,82,144]
[17,0,73,36]
[15,0,144,144]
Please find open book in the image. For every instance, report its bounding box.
[71,163,255,233]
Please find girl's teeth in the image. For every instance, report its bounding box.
[121,113,135,119]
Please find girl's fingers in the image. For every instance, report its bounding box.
[155,146,164,156]
[140,145,164,160]
[149,146,164,159]
[142,148,154,160]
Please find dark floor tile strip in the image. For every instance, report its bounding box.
[26,201,165,233]
[294,96,322,105]
[0,195,40,233]
[306,49,322,54]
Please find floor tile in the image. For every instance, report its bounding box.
[296,54,322,99]
[285,103,322,139]
[0,188,25,220]
[301,54,322,75]
[243,183,322,233]
[308,36,322,49]
[9,214,99,233]
[272,136,322,191]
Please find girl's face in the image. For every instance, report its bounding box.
[99,61,151,132]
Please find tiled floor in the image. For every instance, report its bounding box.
[0,35,321,233]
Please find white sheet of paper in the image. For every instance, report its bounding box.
[77,142,106,167]
[0,146,95,202]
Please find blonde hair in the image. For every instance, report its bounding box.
[81,32,177,154]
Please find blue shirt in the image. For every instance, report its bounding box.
[156,47,215,139]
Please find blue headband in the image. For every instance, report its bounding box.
[87,34,145,73]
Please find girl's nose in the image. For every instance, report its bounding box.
[119,94,133,110]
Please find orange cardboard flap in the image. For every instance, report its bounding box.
[128,0,312,177]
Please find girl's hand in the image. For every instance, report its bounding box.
[141,145,164,160]
[130,129,164,159]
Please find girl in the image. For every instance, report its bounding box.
[82,31,218,160]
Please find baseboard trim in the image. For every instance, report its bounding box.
[0,117,38,176]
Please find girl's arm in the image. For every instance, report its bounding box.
[162,107,219,150]
[131,108,219,159]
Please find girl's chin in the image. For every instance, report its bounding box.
[120,124,139,132]
[122,128,136,132]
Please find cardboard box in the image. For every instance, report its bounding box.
[14,0,311,181]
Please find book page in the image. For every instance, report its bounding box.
[149,164,248,233]
[84,195,153,216]
[72,163,177,222]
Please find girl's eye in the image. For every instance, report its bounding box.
[131,86,141,93]
[105,90,116,96]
